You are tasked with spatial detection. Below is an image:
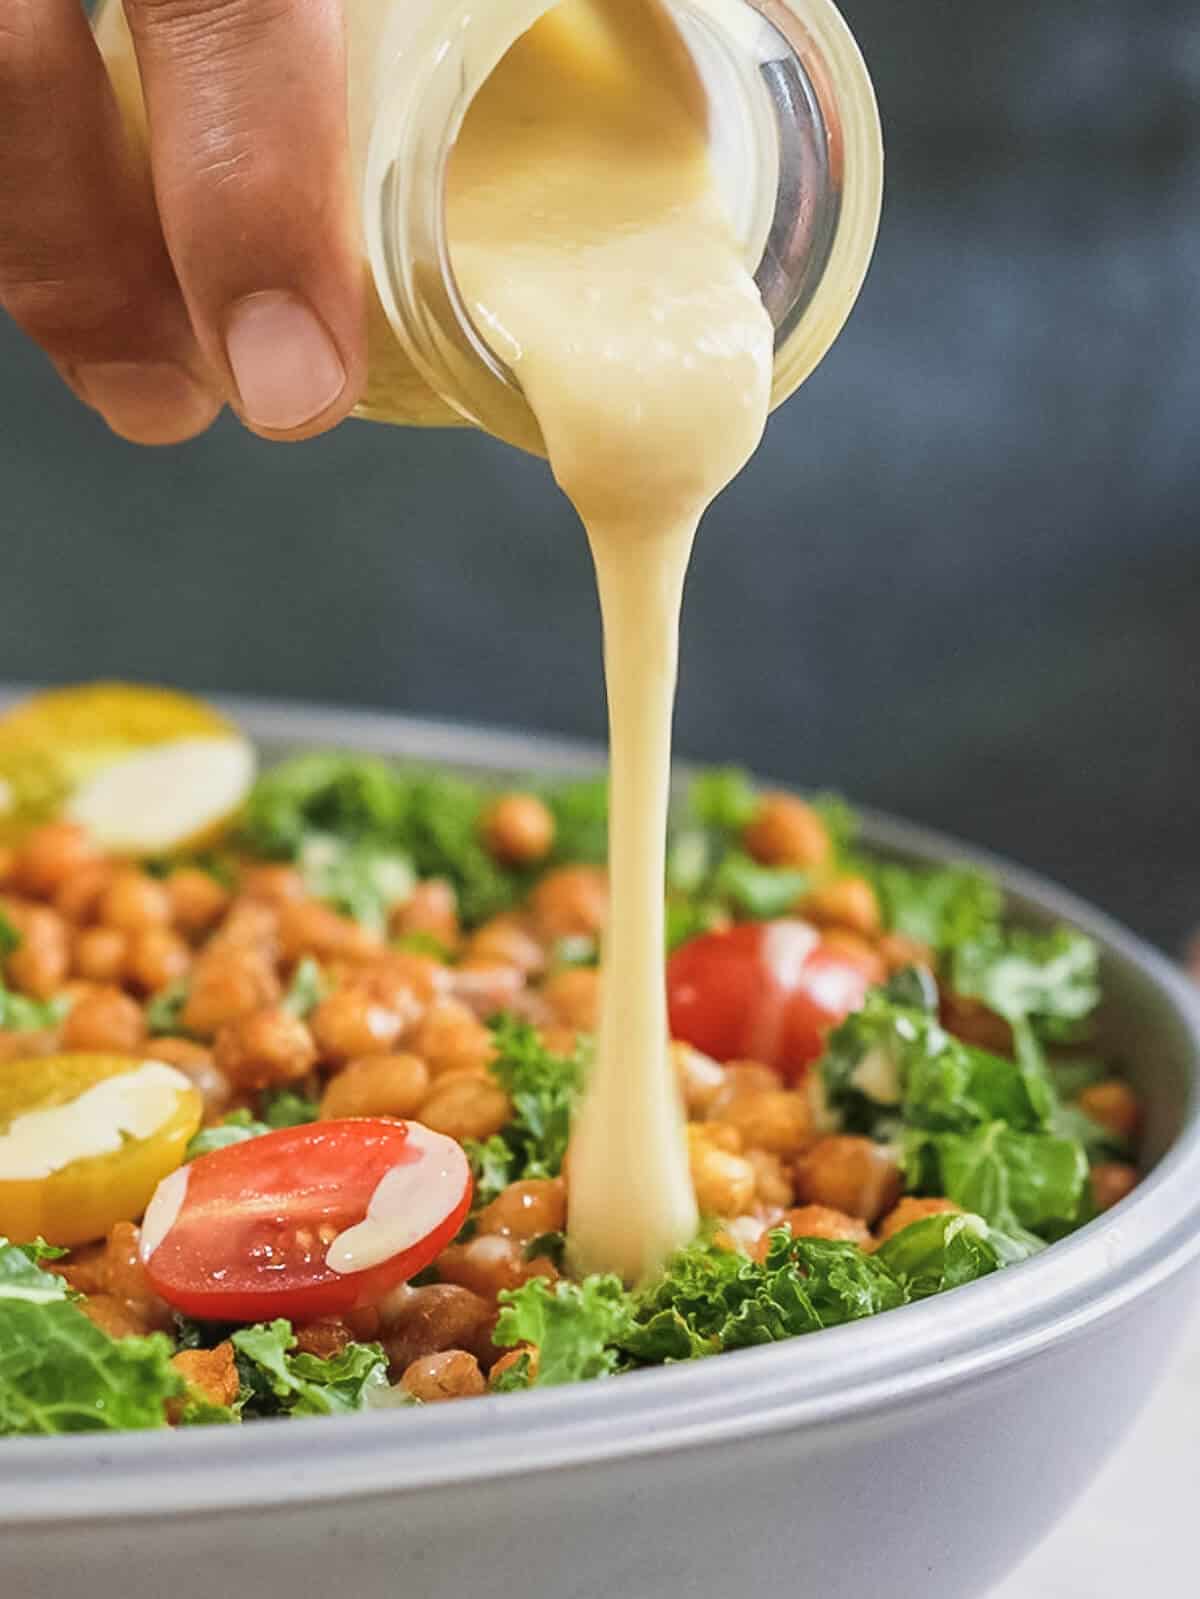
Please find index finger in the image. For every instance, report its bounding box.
[123,0,366,439]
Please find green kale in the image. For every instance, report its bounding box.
[0,1238,183,1436]
[258,1087,319,1129]
[240,753,411,856]
[707,853,810,920]
[821,985,1055,1140]
[493,1276,632,1386]
[0,981,70,1033]
[0,912,21,960]
[874,1211,1040,1299]
[144,979,192,1038]
[544,777,609,866]
[624,1233,905,1362]
[686,767,758,831]
[297,834,414,934]
[907,1122,1089,1240]
[281,956,326,1019]
[231,1319,388,1418]
[466,1017,586,1206]
[185,1108,270,1160]
[947,926,1100,1042]
[868,862,1003,952]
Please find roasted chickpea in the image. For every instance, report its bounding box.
[721,1090,813,1157]
[169,1343,240,1414]
[745,1148,794,1209]
[420,1075,511,1143]
[819,928,887,986]
[146,1037,232,1120]
[672,1042,726,1117]
[402,1350,486,1402]
[182,948,281,1037]
[877,1196,963,1242]
[5,903,70,998]
[801,875,881,939]
[687,1121,743,1155]
[166,869,230,935]
[877,932,935,975]
[1078,1080,1142,1142]
[529,865,608,941]
[793,1135,903,1224]
[81,1294,151,1340]
[378,1283,495,1372]
[101,1221,157,1304]
[477,1178,567,1241]
[369,951,451,1008]
[0,846,15,888]
[409,1000,497,1078]
[1092,1161,1138,1212]
[319,1054,431,1120]
[541,966,601,1031]
[53,860,115,924]
[61,985,146,1053]
[709,1060,784,1116]
[98,869,172,934]
[292,1317,356,1361]
[212,899,280,960]
[450,961,526,1018]
[392,879,460,949]
[689,1137,756,1217]
[125,927,192,994]
[482,793,555,866]
[772,1205,871,1248]
[743,792,831,870]
[311,985,406,1063]
[489,1345,540,1388]
[73,925,128,984]
[14,821,97,898]
[214,1006,318,1091]
[278,899,382,966]
[940,992,1013,1054]
[436,1235,556,1301]
[463,915,544,976]
[238,865,305,907]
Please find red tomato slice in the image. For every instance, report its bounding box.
[666,919,874,1079]
[140,1119,472,1322]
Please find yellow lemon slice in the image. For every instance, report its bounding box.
[0,1053,202,1246]
[0,683,256,853]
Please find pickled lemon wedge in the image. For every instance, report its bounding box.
[0,683,255,852]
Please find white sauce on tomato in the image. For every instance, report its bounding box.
[139,1163,191,1262]
[0,1062,192,1181]
[325,1124,468,1275]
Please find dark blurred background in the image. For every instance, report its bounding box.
[2,0,1198,952]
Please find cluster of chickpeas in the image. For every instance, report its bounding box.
[2,788,1143,1411]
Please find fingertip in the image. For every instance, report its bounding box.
[224,290,361,441]
[70,359,222,445]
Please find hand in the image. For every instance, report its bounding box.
[0,0,365,444]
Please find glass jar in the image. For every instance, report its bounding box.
[94,0,881,452]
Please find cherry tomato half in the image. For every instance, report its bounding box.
[140,1119,472,1322]
[666,919,875,1079]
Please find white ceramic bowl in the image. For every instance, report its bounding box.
[4,697,1199,1599]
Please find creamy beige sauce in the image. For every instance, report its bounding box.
[445,0,773,1280]
[326,1125,469,1274]
[0,1063,192,1181]
[98,0,775,1283]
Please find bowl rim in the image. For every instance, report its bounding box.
[3,689,1200,1526]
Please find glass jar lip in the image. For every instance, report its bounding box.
[365,0,882,442]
